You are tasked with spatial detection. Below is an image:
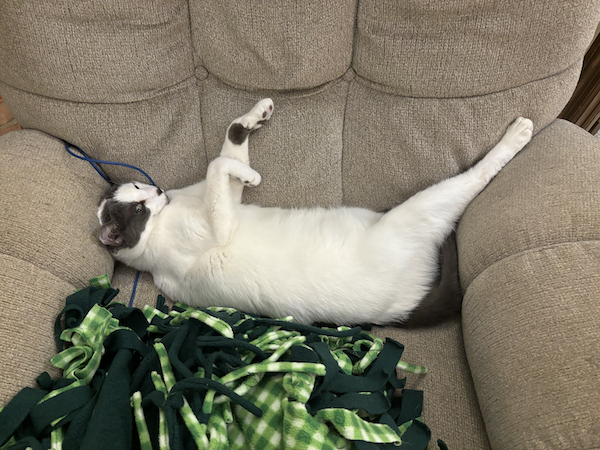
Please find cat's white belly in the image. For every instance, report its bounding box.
[151,204,435,325]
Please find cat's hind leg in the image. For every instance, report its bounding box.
[368,118,532,325]
[376,117,533,242]
[399,231,463,327]
[221,98,274,164]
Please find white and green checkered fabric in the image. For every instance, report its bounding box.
[135,300,434,449]
[0,277,444,450]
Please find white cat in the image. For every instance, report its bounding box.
[97,99,533,326]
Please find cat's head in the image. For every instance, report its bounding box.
[97,182,168,251]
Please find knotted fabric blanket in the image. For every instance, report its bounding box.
[0,276,447,450]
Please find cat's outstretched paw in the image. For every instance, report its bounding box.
[503,117,533,151]
[477,117,534,183]
[239,98,274,130]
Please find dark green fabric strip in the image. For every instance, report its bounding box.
[196,335,268,359]
[61,393,97,450]
[107,303,149,339]
[398,389,424,425]
[252,318,364,338]
[171,378,263,416]
[3,436,45,450]
[309,390,391,415]
[0,388,47,445]
[167,321,196,379]
[79,349,133,450]
[396,419,431,450]
[104,328,150,356]
[309,340,395,398]
[30,385,92,434]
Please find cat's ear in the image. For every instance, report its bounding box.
[99,221,123,247]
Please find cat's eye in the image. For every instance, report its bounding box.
[134,184,139,189]
[135,204,142,213]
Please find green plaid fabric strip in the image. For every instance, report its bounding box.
[169,308,235,338]
[150,372,171,450]
[131,391,153,450]
[89,274,112,290]
[355,337,384,374]
[51,304,128,384]
[314,407,405,444]
[50,426,63,450]
[283,400,349,450]
[228,375,287,449]
[397,360,428,374]
[0,276,448,450]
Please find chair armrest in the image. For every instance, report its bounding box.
[0,130,114,405]
[458,119,600,449]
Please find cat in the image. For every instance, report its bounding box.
[97,98,533,326]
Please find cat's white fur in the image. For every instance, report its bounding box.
[98,99,533,325]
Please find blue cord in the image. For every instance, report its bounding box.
[129,270,140,308]
[64,141,154,306]
[64,142,157,186]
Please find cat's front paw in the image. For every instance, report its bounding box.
[242,170,262,187]
[239,98,274,130]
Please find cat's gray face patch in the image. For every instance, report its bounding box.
[98,199,151,250]
[97,182,168,251]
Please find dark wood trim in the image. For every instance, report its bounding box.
[560,33,600,134]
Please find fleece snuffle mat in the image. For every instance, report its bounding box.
[0,276,447,450]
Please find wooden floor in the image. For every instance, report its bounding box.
[0,95,22,137]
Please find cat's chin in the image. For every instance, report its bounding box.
[148,192,170,215]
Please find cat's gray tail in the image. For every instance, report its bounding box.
[399,231,463,328]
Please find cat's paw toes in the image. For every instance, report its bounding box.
[240,98,274,130]
[254,98,274,122]
[505,117,533,148]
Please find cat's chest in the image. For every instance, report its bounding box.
[159,199,211,239]
[147,204,214,271]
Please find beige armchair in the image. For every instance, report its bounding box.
[1,1,599,448]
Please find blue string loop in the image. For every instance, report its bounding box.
[64,142,157,186]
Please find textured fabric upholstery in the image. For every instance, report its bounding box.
[191,0,356,91]
[0,79,207,189]
[459,120,600,449]
[0,1,195,103]
[0,131,113,285]
[353,0,599,97]
[1,0,599,448]
[341,69,580,210]
[0,130,113,404]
